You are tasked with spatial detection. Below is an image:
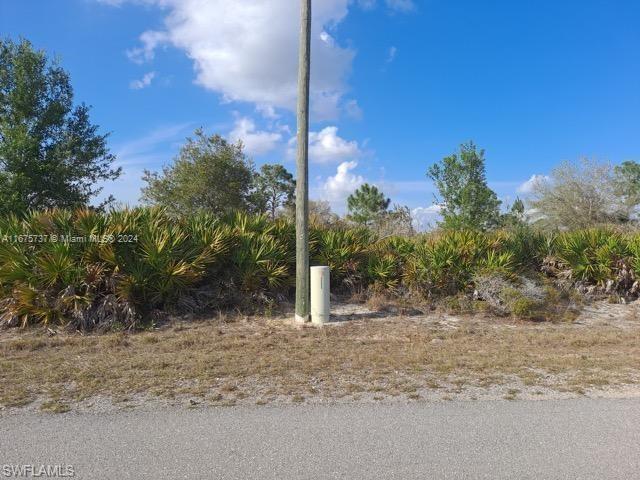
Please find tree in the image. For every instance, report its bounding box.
[347,183,390,226]
[427,141,501,230]
[309,200,340,226]
[510,197,525,217]
[141,129,254,216]
[0,38,120,214]
[252,164,295,220]
[614,161,640,213]
[499,197,527,228]
[373,204,415,237]
[529,159,633,229]
[283,199,341,226]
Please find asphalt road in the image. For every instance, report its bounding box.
[1,398,639,479]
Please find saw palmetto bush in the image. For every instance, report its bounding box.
[225,212,295,295]
[0,209,105,328]
[624,235,640,281]
[555,229,627,283]
[502,226,549,269]
[105,209,232,314]
[406,230,477,295]
[405,230,523,296]
[552,229,628,284]
[365,237,415,293]
[0,208,232,329]
[311,227,374,293]
[6,206,640,330]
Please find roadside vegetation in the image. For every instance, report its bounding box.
[1,209,640,331]
[3,38,640,410]
[2,38,640,332]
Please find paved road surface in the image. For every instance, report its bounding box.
[1,398,639,479]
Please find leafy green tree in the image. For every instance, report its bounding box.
[347,183,390,226]
[252,164,295,219]
[0,38,120,214]
[500,197,527,228]
[427,141,501,230]
[141,129,254,216]
[511,197,525,216]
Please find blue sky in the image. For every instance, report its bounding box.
[1,0,639,227]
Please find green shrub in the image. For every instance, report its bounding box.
[364,236,413,293]
[2,208,640,330]
[311,227,373,292]
[227,212,295,294]
[504,290,542,319]
[0,208,231,329]
[405,230,523,297]
[554,229,628,284]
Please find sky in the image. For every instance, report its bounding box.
[1,0,639,229]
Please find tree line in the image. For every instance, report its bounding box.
[2,38,640,232]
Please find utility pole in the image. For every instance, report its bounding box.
[295,0,311,323]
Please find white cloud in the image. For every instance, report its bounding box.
[289,126,362,164]
[386,46,398,63]
[411,205,442,231]
[119,0,355,119]
[228,117,282,156]
[321,161,365,209]
[129,71,156,90]
[255,104,280,120]
[126,30,168,64]
[310,127,362,164]
[517,174,550,194]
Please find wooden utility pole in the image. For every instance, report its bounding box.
[295,0,311,323]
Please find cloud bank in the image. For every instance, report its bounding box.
[119,0,356,119]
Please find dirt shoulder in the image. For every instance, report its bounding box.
[2,301,640,414]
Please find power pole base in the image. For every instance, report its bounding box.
[295,314,310,323]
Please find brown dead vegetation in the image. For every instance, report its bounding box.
[1,303,640,412]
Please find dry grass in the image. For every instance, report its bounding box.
[1,307,640,411]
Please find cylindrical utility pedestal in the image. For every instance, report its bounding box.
[310,266,330,325]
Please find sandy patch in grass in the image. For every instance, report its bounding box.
[1,301,640,414]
